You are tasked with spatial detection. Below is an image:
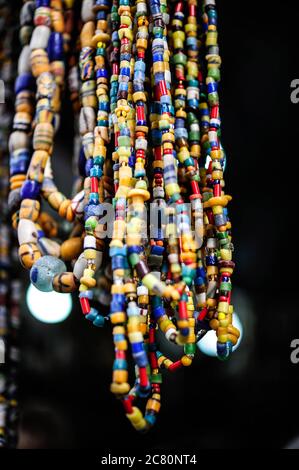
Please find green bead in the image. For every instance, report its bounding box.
[85,216,98,231]
[150,373,162,384]
[118,135,130,146]
[220,282,231,291]
[217,231,228,239]
[189,130,200,141]
[184,343,196,355]
[129,253,139,266]
[173,53,187,66]
[111,12,119,21]
[208,67,221,81]
[208,92,219,106]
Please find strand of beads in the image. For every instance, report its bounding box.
[0,1,21,447]
[5,0,241,434]
[8,0,36,228]
[78,0,110,325]
[201,0,240,359]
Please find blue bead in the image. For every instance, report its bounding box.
[21,180,41,200]
[93,315,105,327]
[131,342,143,353]
[48,32,64,61]
[151,245,164,255]
[10,149,30,176]
[112,255,125,270]
[145,414,156,426]
[85,157,94,175]
[217,341,232,361]
[134,351,148,368]
[85,309,98,322]
[30,256,66,292]
[84,204,101,218]
[113,359,127,370]
[15,73,35,94]
[96,68,108,78]
[153,306,164,319]
[36,0,50,6]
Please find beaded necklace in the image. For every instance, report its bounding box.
[7,0,240,433]
[0,0,21,448]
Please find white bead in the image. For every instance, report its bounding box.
[8,131,30,152]
[137,285,148,296]
[153,187,164,198]
[137,3,147,14]
[168,254,178,264]
[84,235,96,249]
[73,251,102,280]
[30,25,51,50]
[165,70,171,83]
[208,130,218,142]
[71,190,85,217]
[135,138,147,150]
[206,237,217,248]
[18,45,31,74]
[79,107,96,135]
[165,328,177,341]
[196,293,206,305]
[81,0,95,23]
[18,219,38,245]
[151,271,161,281]
[38,238,61,257]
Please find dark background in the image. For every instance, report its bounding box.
[7,0,291,449]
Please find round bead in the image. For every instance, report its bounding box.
[30,256,67,292]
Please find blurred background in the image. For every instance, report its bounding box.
[1,0,292,450]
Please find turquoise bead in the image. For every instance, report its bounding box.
[30,256,66,292]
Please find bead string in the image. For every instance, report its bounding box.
[6,0,241,432]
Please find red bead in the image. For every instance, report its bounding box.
[154,147,162,160]
[189,4,196,16]
[136,105,145,121]
[198,307,208,321]
[211,106,219,119]
[139,367,148,388]
[112,63,119,75]
[80,297,90,315]
[169,361,182,372]
[175,1,183,13]
[150,352,158,369]
[158,80,167,97]
[116,351,126,360]
[123,398,133,414]
[136,149,145,159]
[91,177,98,193]
[214,183,221,197]
[191,180,200,195]
[179,301,188,320]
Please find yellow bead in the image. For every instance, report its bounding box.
[181,355,192,367]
